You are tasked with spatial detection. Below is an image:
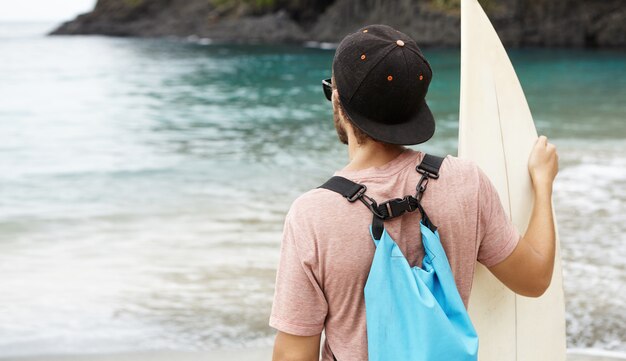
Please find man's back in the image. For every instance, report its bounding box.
[270,149,519,361]
[271,24,557,361]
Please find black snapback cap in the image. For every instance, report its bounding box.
[332,24,435,145]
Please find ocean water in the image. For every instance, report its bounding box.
[0,22,624,356]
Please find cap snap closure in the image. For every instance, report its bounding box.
[396,40,405,46]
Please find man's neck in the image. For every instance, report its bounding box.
[345,139,406,171]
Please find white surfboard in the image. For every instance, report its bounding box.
[458,0,567,360]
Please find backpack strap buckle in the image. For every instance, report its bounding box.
[347,184,367,202]
[378,196,419,219]
[416,168,439,179]
[415,154,445,201]
[318,153,446,234]
[416,154,445,179]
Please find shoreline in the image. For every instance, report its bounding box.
[2,349,626,361]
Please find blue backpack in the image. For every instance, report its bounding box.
[319,154,478,361]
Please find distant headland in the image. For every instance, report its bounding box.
[50,0,625,48]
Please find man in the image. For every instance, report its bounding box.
[270,24,558,361]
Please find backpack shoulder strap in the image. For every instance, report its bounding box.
[317,154,446,239]
[416,153,445,178]
[414,154,445,232]
[318,176,367,202]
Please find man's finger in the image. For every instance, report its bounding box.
[537,135,548,146]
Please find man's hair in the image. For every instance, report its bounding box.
[336,99,373,145]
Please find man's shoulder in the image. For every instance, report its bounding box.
[435,156,498,206]
[432,155,484,193]
[283,186,356,241]
[288,187,344,218]
[441,155,481,176]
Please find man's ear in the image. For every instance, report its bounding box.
[331,87,339,103]
[331,88,339,109]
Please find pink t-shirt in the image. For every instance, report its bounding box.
[270,149,520,360]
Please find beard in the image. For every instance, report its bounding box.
[333,98,349,145]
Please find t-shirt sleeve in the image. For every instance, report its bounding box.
[476,167,521,267]
[269,207,328,336]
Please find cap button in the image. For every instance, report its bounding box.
[396,40,405,46]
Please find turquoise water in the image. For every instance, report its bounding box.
[0,22,625,356]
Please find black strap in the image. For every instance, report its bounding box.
[371,215,384,241]
[318,154,445,239]
[319,176,366,202]
[416,153,444,178]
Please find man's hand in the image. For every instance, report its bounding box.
[528,135,559,193]
[272,331,321,361]
[488,136,559,297]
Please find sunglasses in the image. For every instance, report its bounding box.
[322,78,332,101]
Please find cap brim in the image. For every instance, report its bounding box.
[339,96,436,145]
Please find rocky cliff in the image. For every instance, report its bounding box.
[51,0,626,48]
